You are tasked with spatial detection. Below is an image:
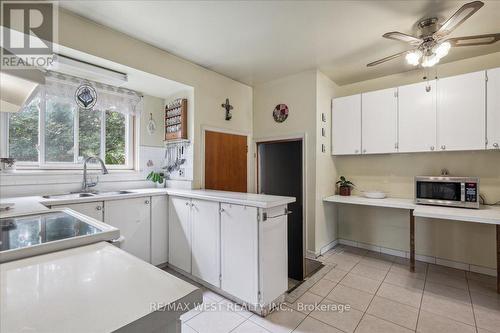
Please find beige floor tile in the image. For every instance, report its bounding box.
[376,283,422,308]
[384,271,425,290]
[424,281,471,304]
[232,320,272,333]
[340,273,382,294]
[309,279,338,297]
[355,314,413,333]
[428,264,466,278]
[471,292,500,311]
[475,306,500,333]
[218,299,253,319]
[469,278,498,298]
[288,292,324,315]
[326,284,374,311]
[367,296,418,330]
[187,306,246,333]
[293,317,344,333]
[417,310,476,333]
[365,251,397,262]
[350,264,388,282]
[323,268,349,283]
[358,257,392,271]
[427,271,468,290]
[181,292,220,322]
[477,328,497,333]
[390,263,426,280]
[340,246,368,256]
[309,299,364,333]
[324,257,358,271]
[249,308,306,333]
[182,323,198,333]
[421,293,475,326]
[202,288,225,302]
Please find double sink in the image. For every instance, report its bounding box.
[42,190,134,200]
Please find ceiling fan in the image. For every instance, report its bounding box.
[367,0,500,68]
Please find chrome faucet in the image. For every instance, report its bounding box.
[82,156,108,192]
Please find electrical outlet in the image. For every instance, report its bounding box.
[179,168,185,177]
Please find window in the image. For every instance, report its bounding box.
[3,94,134,169]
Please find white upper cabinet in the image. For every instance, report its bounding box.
[487,68,500,150]
[191,199,220,287]
[437,71,486,151]
[331,95,361,155]
[361,88,398,154]
[398,80,437,153]
[168,196,192,273]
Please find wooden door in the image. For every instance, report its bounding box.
[205,130,247,192]
[487,68,500,150]
[437,71,486,151]
[362,88,398,154]
[332,95,362,155]
[398,80,437,153]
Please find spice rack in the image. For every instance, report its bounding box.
[165,98,187,141]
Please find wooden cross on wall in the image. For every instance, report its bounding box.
[221,98,233,121]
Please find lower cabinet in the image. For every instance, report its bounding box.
[151,195,168,266]
[220,203,259,305]
[191,199,220,287]
[52,201,104,221]
[168,196,192,273]
[104,197,151,262]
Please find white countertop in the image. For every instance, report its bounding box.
[0,242,202,333]
[324,195,500,225]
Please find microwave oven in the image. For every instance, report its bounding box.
[415,176,480,209]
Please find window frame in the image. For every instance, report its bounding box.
[0,96,135,170]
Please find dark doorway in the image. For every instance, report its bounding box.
[258,139,304,281]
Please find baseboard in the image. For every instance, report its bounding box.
[307,239,340,258]
[337,238,496,277]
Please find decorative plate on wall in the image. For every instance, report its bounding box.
[273,104,289,123]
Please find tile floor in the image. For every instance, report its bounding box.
[172,245,500,333]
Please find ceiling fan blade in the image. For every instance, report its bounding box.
[383,32,422,45]
[367,51,409,67]
[434,1,484,38]
[447,33,500,46]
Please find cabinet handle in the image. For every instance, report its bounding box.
[354,149,359,154]
[219,208,225,213]
[96,206,102,211]
[145,200,150,204]
[441,145,446,150]
[185,202,189,206]
[494,143,499,148]
[363,149,367,154]
[430,146,435,151]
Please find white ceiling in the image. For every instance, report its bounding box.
[61,0,500,86]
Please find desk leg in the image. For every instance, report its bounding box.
[410,209,415,273]
[497,225,500,293]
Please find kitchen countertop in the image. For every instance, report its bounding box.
[324,195,500,225]
[0,242,202,333]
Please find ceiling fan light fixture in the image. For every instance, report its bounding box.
[405,50,422,66]
[421,54,440,67]
[434,41,451,59]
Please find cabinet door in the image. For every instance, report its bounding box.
[191,199,220,287]
[104,197,151,262]
[487,68,500,150]
[52,201,104,221]
[398,81,437,153]
[437,71,486,151]
[168,196,191,273]
[331,95,361,155]
[151,195,168,266]
[362,88,398,154]
[220,204,258,305]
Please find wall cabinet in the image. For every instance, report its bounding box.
[398,80,437,153]
[487,68,500,150]
[437,71,486,151]
[191,199,220,287]
[151,195,168,266]
[168,196,192,273]
[331,95,361,155]
[220,203,259,305]
[104,197,151,262]
[361,88,398,154]
[52,201,104,221]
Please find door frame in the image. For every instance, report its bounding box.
[201,125,252,191]
[254,133,307,279]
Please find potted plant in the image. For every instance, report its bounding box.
[336,176,355,196]
[147,171,165,187]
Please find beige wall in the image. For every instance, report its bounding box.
[253,70,318,252]
[58,9,253,189]
[334,53,500,269]
[140,95,165,147]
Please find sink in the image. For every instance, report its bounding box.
[42,193,96,199]
[94,190,134,196]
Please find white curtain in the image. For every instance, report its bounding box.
[43,71,143,116]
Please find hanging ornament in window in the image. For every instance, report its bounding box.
[75,84,97,110]
[273,104,289,123]
[147,113,157,135]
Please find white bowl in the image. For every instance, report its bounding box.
[362,191,387,199]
